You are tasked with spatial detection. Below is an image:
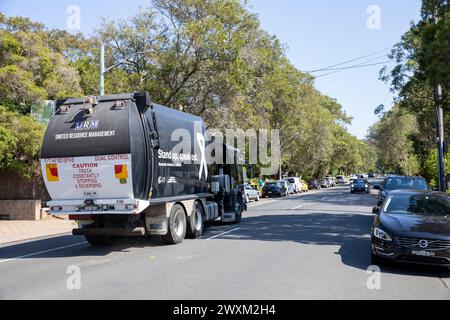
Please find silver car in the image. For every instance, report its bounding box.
[243,184,260,203]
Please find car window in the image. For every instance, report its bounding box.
[384,194,450,216]
[384,177,428,191]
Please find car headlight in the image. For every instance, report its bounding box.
[365,184,368,188]
[373,227,392,241]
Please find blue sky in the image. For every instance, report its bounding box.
[0,0,422,138]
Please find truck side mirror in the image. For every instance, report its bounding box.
[372,207,380,215]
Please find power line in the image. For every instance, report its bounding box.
[314,60,394,79]
[317,60,393,72]
[307,46,393,73]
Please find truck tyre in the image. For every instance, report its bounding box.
[163,204,187,245]
[186,201,205,239]
[84,235,116,246]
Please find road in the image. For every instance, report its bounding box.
[0,186,449,300]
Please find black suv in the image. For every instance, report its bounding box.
[376,175,428,206]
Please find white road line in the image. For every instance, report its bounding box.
[206,228,241,240]
[247,200,277,208]
[0,242,88,264]
[290,205,303,210]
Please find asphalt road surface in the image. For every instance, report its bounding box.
[1,185,449,300]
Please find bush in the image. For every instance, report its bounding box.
[0,106,45,178]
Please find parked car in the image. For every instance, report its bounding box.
[371,190,450,267]
[242,184,260,203]
[284,177,300,193]
[371,179,383,190]
[376,175,429,207]
[335,175,347,184]
[319,178,332,188]
[301,180,309,192]
[286,183,296,195]
[262,182,288,198]
[309,180,321,190]
[284,177,302,193]
[350,178,370,193]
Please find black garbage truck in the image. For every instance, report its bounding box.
[40,92,245,245]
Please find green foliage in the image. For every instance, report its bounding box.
[378,0,449,181]
[368,106,421,175]
[0,16,83,113]
[423,150,450,187]
[0,106,45,178]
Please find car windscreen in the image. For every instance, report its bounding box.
[264,183,276,187]
[384,194,450,216]
[383,177,428,191]
[286,178,295,183]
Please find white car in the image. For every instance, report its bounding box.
[335,175,347,184]
[284,177,303,193]
[243,184,260,203]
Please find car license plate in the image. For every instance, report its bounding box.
[412,250,435,257]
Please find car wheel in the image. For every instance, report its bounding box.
[256,194,260,201]
[245,195,250,203]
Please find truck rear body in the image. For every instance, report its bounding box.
[40,92,245,244]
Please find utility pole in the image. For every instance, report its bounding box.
[99,44,105,96]
[435,84,447,192]
[433,8,447,192]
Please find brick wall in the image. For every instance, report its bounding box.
[0,200,42,220]
[0,170,50,201]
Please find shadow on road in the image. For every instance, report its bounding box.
[0,188,447,281]
[0,234,164,260]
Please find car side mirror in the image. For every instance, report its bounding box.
[372,207,380,215]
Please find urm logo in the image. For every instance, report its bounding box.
[74,120,99,130]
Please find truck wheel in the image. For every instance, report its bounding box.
[84,235,116,246]
[163,204,187,245]
[186,201,205,239]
